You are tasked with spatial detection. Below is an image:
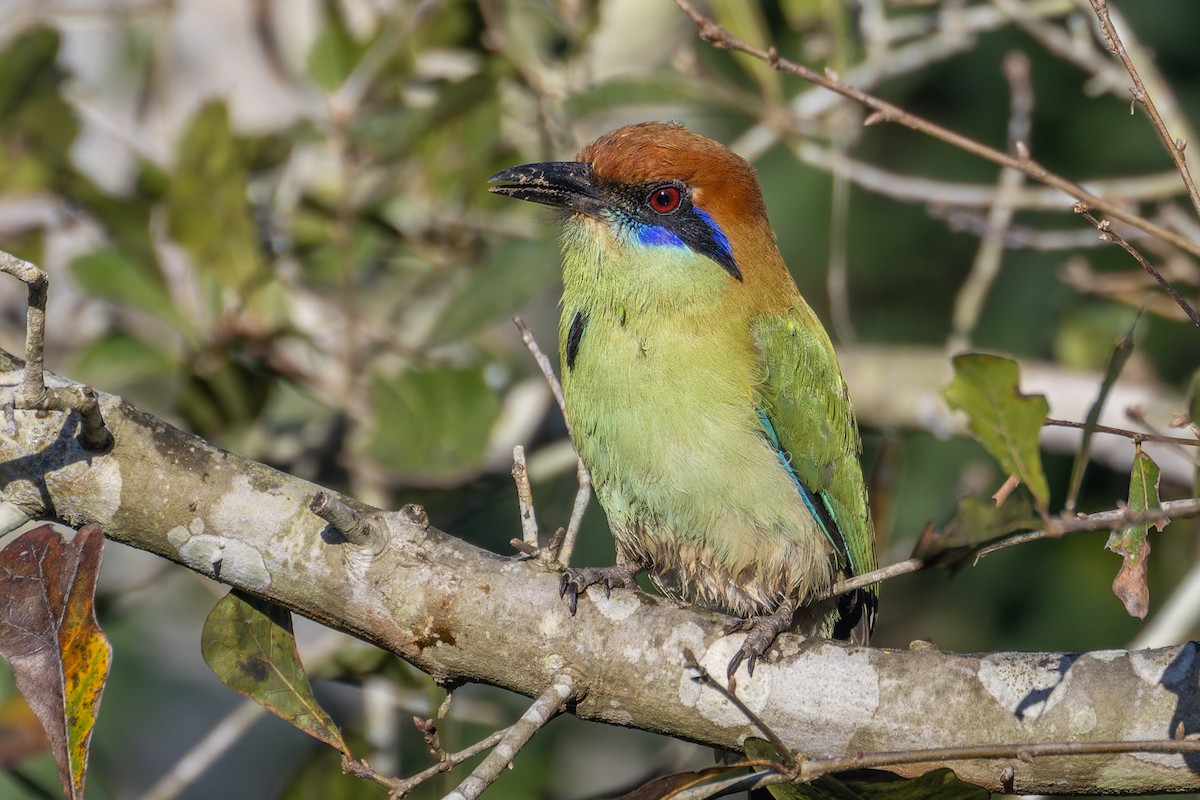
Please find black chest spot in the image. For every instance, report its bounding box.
[566,311,586,370]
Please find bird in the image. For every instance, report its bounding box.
[489,121,877,679]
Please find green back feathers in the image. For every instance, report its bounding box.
[751,305,878,639]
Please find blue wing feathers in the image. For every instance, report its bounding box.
[756,408,856,573]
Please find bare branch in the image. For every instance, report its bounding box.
[673,0,1200,261]
[381,728,508,798]
[948,50,1033,351]
[1088,0,1200,219]
[819,497,1200,601]
[511,445,539,548]
[0,250,112,451]
[512,316,592,566]
[310,491,383,550]
[443,671,578,800]
[1074,204,1200,326]
[1045,417,1199,447]
[788,738,1200,784]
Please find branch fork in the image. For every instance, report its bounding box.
[0,250,112,452]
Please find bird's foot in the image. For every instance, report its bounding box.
[559,560,645,615]
[725,599,798,680]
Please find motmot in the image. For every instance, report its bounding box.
[490,122,877,678]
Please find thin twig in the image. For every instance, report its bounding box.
[782,737,1200,784]
[1125,406,1200,465]
[825,557,924,599]
[948,50,1033,352]
[513,317,567,432]
[827,144,857,343]
[932,205,1153,250]
[1074,204,1200,326]
[442,671,578,800]
[682,649,795,770]
[138,702,268,800]
[975,497,1200,559]
[511,445,539,547]
[513,317,592,567]
[679,738,1200,796]
[673,0,1200,261]
[1045,416,1199,447]
[992,0,1125,94]
[377,728,509,798]
[793,140,1188,211]
[557,459,591,567]
[819,497,1200,601]
[1088,0,1200,220]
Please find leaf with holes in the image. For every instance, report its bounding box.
[0,523,111,800]
[943,354,1050,512]
[202,589,347,753]
[1106,449,1161,618]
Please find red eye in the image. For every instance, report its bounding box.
[648,185,681,214]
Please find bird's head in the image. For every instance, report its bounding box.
[490,122,792,308]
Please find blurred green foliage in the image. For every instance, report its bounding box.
[0,0,1198,798]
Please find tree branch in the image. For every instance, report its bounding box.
[2,354,1200,794]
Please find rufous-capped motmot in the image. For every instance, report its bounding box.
[490,122,877,678]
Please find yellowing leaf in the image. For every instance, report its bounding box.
[202,590,347,753]
[1106,449,1161,618]
[943,354,1050,511]
[0,523,111,800]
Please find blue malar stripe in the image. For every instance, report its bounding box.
[694,208,733,261]
[634,224,686,249]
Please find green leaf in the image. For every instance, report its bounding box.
[167,101,263,290]
[365,366,500,484]
[742,738,805,799]
[911,493,1041,562]
[565,76,712,117]
[1106,449,1161,619]
[0,28,60,117]
[307,0,368,91]
[943,354,1050,511]
[72,332,179,388]
[435,237,561,341]
[69,248,192,336]
[0,29,81,193]
[1065,314,1139,511]
[202,590,347,754]
[710,0,781,103]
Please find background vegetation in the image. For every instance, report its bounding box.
[0,0,1197,797]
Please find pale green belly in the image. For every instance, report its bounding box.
[562,313,835,619]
